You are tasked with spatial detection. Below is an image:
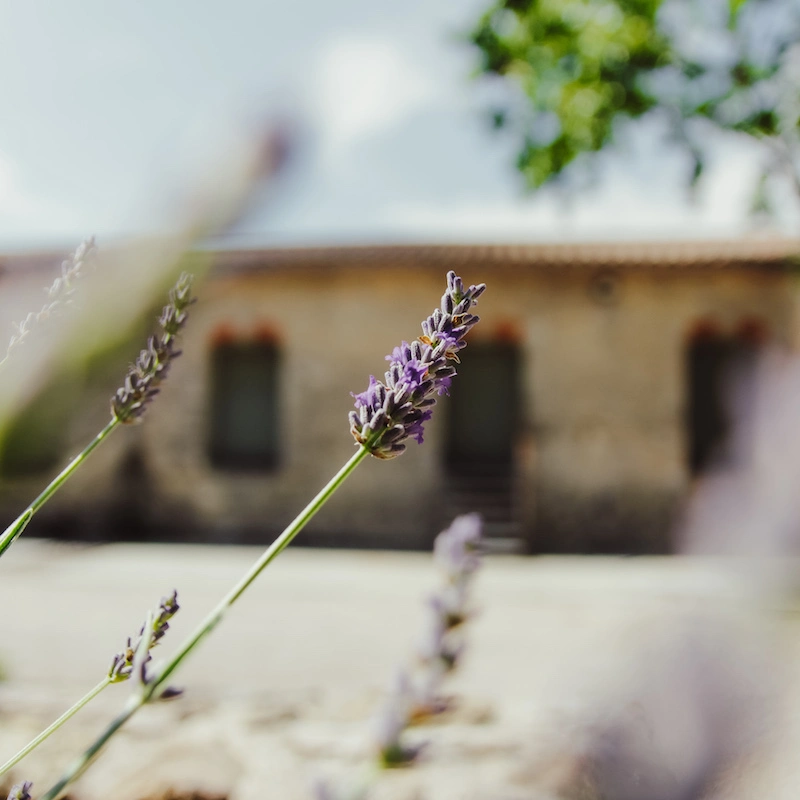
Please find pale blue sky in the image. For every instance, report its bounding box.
[0,0,792,249]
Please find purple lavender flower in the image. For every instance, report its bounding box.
[350,271,485,459]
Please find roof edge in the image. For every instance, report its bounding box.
[3,238,800,277]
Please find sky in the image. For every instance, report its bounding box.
[0,0,795,251]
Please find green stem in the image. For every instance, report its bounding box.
[149,444,370,693]
[39,696,141,800]
[0,677,111,779]
[0,417,119,560]
[42,445,370,799]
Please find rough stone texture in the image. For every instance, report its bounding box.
[0,542,797,799]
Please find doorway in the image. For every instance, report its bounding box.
[444,341,522,543]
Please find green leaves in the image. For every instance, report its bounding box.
[468,0,800,194]
[469,0,668,186]
[729,0,748,22]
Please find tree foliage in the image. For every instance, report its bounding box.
[469,0,800,193]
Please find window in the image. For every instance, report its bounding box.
[209,341,281,470]
[445,341,522,475]
[685,323,761,475]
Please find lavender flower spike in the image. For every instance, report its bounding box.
[350,271,486,458]
[111,272,195,423]
[434,512,482,584]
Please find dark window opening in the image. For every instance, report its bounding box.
[209,341,280,471]
[686,327,761,475]
[445,342,522,476]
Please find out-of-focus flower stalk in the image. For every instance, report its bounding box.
[374,514,483,768]
[0,239,97,372]
[0,274,194,561]
[315,515,484,799]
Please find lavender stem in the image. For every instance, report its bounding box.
[150,444,370,691]
[38,695,139,800]
[41,444,371,799]
[0,677,111,779]
[0,417,119,560]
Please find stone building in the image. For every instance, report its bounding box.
[0,238,798,553]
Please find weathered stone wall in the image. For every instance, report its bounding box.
[518,266,793,551]
[0,256,794,552]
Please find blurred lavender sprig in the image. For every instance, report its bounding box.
[417,513,482,695]
[0,272,197,561]
[316,515,484,799]
[2,239,97,368]
[434,512,482,583]
[111,272,195,423]
[374,514,484,768]
[6,782,32,800]
[375,671,429,768]
[350,272,486,459]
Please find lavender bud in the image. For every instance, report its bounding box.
[374,671,426,767]
[350,271,485,459]
[109,591,179,683]
[111,273,195,424]
[433,513,483,583]
[6,782,32,800]
[429,587,470,631]
[417,609,462,673]
[153,685,184,701]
